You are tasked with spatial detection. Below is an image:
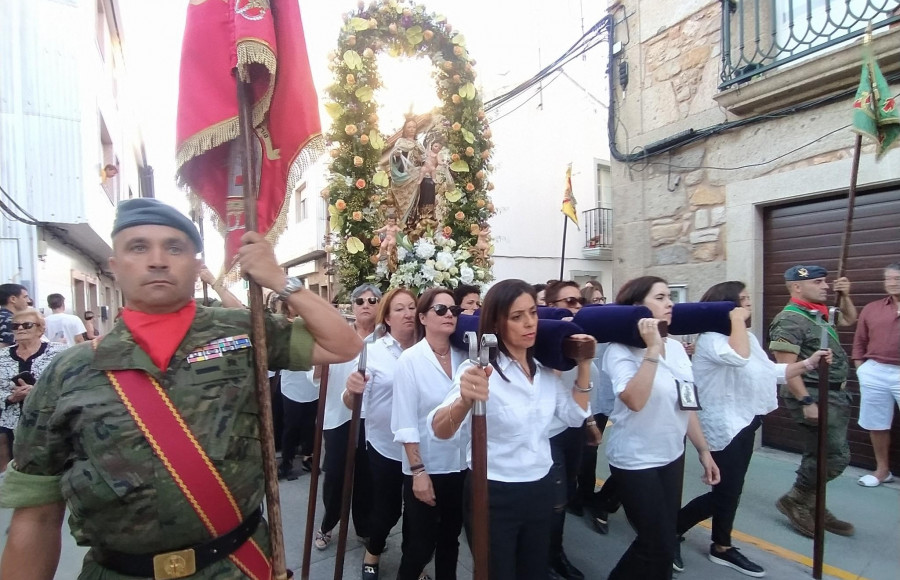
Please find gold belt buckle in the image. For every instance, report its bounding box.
[152,548,196,580]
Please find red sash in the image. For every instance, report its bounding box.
[107,369,272,580]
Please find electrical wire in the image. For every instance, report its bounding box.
[0,185,42,226]
[488,71,564,124]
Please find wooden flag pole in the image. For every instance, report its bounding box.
[559,214,568,281]
[301,364,330,580]
[237,76,289,580]
[194,210,210,306]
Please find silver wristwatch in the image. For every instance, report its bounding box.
[277,276,304,299]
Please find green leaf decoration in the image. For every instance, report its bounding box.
[324,102,344,119]
[434,14,447,23]
[398,234,414,252]
[346,237,365,254]
[342,50,363,70]
[369,130,385,151]
[328,205,344,232]
[372,171,389,187]
[445,189,463,203]
[355,86,374,102]
[460,128,475,144]
[450,160,470,172]
[405,26,424,45]
[451,34,466,46]
[388,45,402,57]
[459,83,476,100]
[349,18,371,31]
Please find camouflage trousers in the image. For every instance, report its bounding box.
[782,387,852,490]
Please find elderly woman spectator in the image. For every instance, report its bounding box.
[0,308,66,466]
[603,276,720,579]
[453,284,481,314]
[430,279,595,580]
[675,281,830,576]
[392,288,467,580]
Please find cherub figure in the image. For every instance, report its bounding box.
[375,213,401,270]
[470,222,492,268]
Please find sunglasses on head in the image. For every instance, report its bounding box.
[552,297,584,307]
[430,304,462,317]
[354,297,380,306]
[11,322,37,330]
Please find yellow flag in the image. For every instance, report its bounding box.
[561,164,579,229]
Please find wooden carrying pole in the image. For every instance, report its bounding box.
[465,332,494,580]
[333,337,372,580]
[812,312,831,579]
[237,78,289,579]
[301,364,330,580]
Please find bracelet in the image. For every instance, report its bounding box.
[586,420,597,427]
[409,463,425,472]
[643,356,659,364]
[803,358,815,371]
[573,382,593,393]
[448,401,458,432]
[413,470,428,477]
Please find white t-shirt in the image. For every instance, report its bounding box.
[362,333,405,461]
[43,312,86,348]
[281,369,319,403]
[693,331,784,451]
[428,353,590,483]
[604,338,693,470]
[392,339,468,475]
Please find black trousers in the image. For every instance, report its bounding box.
[397,471,467,580]
[0,427,13,460]
[677,416,761,547]
[464,472,554,580]
[608,454,685,580]
[366,445,404,556]
[280,396,317,465]
[549,427,583,556]
[576,413,608,505]
[321,419,373,537]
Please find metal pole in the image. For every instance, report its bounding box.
[559,215,568,280]
[237,76,289,580]
[301,364,330,580]
[811,310,834,579]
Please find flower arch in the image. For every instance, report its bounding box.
[325,0,495,296]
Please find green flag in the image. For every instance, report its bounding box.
[851,50,899,160]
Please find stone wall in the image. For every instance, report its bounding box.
[607,0,898,298]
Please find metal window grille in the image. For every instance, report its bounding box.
[720,0,900,89]
[583,207,613,249]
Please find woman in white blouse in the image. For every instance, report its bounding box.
[429,279,595,580]
[392,288,467,580]
[345,288,417,580]
[603,276,720,580]
[675,281,830,577]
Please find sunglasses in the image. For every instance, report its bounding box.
[11,322,38,330]
[354,297,380,306]
[552,297,585,307]
[430,304,462,317]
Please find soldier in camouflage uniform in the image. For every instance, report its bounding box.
[0,198,362,579]
[768,264,857,539]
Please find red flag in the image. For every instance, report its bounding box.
[176,0,324,279]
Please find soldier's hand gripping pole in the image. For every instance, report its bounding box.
[465,331,495,580]
[812,307,837,579]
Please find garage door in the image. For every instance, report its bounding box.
[762,187,900,472]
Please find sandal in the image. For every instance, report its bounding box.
[314,529,332,550]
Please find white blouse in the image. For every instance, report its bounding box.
[692,331,783,451]
[280,369,319,403]
[604,338,693,470]
[428,353,590,483]
[362,333,405,462]
[392,339,468,475]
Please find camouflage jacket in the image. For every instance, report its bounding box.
[768,305,849,386]
[0,305,313,578]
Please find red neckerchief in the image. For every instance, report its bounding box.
[121,301,196,371]
[790,297,828,321]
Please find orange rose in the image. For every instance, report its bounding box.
[451,153,460,162]
[483,128,493,138]
[353,156,364,167]
[451,94,461,104]
[346,74,356,85]
[363,47,374,58]
[452,122,461,131]
[487,203,495,212]
[487,182,495,191]
[465,183,475,192]
[476,170,485,179]
[453,46,464,56]
[355,179,366,189]
[465,147,475,157]
[389,23,398,34]
[370,254,379,264]
[481,150,490,159]
[442,226,453,237]
[335,199,347,211]
[443,61,454,71]
[423,30,434,41]
[469,224,480,235]
[371,235,382,247]
[330,149,340,158]
[352,211,363,221]
[455,211,465,220]
[452,74,461,84]
[347,35,356,46]
[345,124,358,136]
[476,199,486,208]
[368,113,379,123]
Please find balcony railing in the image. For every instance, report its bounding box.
[583,207,613,249]
[720,0,900,89]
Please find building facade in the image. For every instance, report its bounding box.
[607,0,900,468]
[1,0,149,331]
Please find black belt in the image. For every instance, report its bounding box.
[93,506,262,578]
[803,381,846,392]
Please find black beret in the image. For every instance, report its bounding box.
[784,265,827,281]
[112,198,203,252]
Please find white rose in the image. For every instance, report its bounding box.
[435,251,455,271]
[397,246,408,261]
[415,239,436,259]
[459,264,475,284]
